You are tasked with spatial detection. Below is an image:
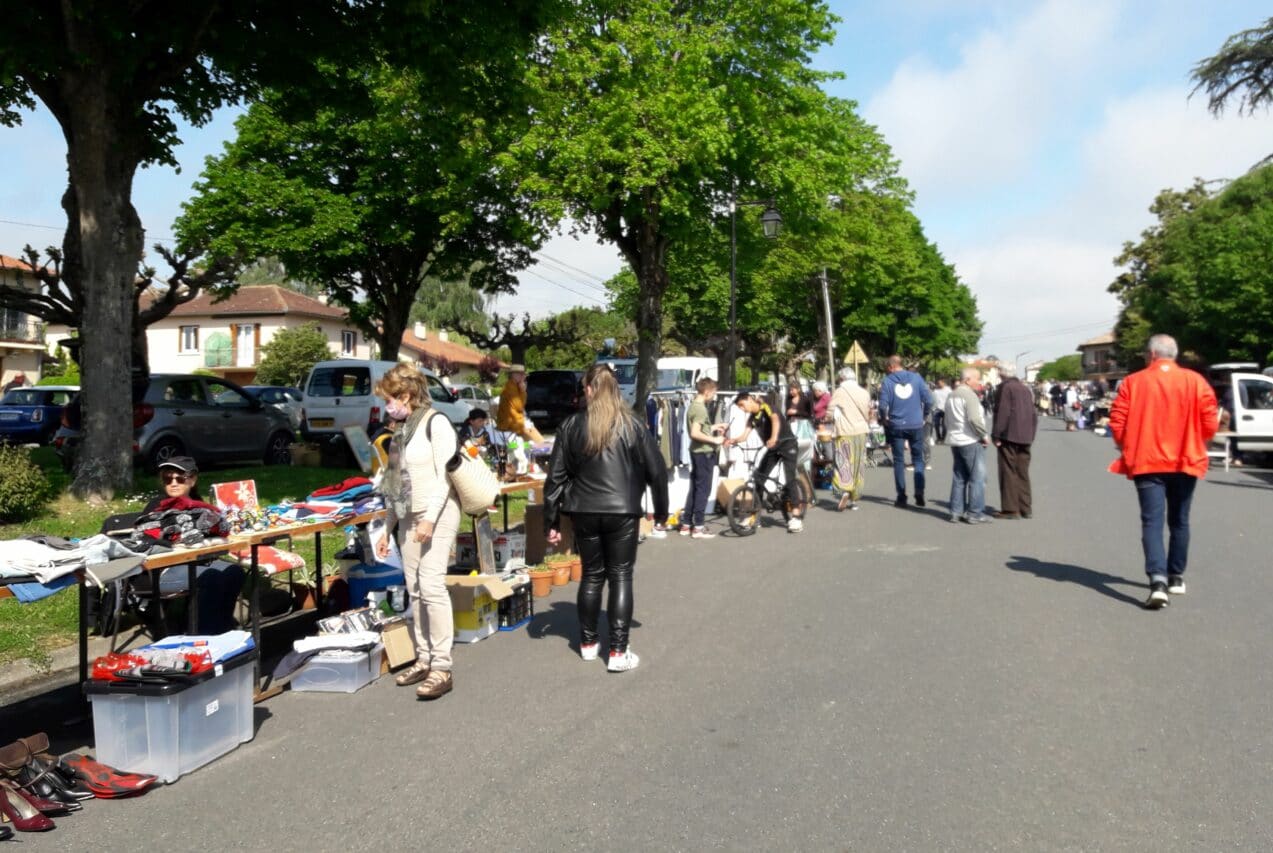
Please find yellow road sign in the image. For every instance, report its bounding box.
[844,340,868,365]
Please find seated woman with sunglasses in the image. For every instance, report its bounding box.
[139,457,244,634]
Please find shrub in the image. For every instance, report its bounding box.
[0,445,54,521]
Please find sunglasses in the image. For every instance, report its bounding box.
[162,472,191,484]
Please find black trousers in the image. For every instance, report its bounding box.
[753,441,802,511]
[997,441,1033,515]
[573,513,640,652]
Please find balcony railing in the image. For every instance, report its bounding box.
[0,320,44,344]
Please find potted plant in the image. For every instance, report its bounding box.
[528,565,555,598]
[544,553,571,586]
[288,563,319,611]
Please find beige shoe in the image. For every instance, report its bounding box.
[394,661,430,687]
[416,670,453,700]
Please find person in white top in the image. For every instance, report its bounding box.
[1063,383,1081,431]
[931,379,952,444]
[945,367,992,523]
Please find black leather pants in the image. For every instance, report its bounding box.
[572,513,639,653]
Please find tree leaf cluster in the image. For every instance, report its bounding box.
[254,322,334,388]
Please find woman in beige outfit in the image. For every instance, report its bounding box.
[375,363,462,700]
[829,367,872,511]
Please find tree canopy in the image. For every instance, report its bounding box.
[254,323,334,388]
[1036,354,1082,382]
[1110,165,1273,366]
[1192,16,1273,117]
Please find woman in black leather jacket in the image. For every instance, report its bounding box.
[545,363,669,672]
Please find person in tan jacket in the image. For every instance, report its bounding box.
[829,367,871,511]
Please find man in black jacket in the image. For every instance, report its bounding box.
[992,364,1039,519]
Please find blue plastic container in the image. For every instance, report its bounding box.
[345,563,405,607]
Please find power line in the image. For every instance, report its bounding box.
[535,251,613,285]
[531,254,611,294]
[980,320,1112,345]
[520,267,608,306]
[0,217,177,244]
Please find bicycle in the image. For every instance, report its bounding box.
[727,444,814,536]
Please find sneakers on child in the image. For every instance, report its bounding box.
[648,524,668,540]
[787,517,804,533]
[580,642,599,661]
[678,525,692,536]
[607,648,640,673]
[1167,575,1187,595]
[691,526,715,540]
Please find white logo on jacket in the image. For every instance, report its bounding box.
[894,382,914,400]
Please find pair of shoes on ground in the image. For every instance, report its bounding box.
[950,513,993,524]
[1144,576,1187,609]
[648,524,669,540]
[787,517,804,533]
[395,661,452,699]
[895,494,925,508]
[679,525,715,539]
[580,643,640,672]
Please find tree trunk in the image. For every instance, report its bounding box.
[63,94,144,500]
[507,342,529,365]
[131,310,151,378]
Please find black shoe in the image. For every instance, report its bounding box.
[1167,575,1186,595]
[915,494,926,507]
[894,495,908,508]
[1144,582,1170,610]
[992,511,1020,520]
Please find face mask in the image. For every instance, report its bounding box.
[385,398,410,421]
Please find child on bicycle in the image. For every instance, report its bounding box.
[727,392,806,533]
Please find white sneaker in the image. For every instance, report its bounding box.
[1167,575,1187,595]
[691,527,715,540]
[607,648,640,672]
[648,524,668,540]
[580,643,599,661]
[787,517,804,533]
[678,525,692,536]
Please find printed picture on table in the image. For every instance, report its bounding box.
[212,480,259,512]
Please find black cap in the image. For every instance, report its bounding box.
[158,456,198,474]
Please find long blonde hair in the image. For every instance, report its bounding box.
[583,363,638,455]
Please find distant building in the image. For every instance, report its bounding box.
[1076,332,1125,384]
[400,323,505,382]
[0,255,49,386]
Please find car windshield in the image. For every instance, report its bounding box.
[610,364,637,384]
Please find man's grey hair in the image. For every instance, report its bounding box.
[837,367,858,383]
[998,362,1017,378]
[1147,334,1178,360]
[960,366,981,383]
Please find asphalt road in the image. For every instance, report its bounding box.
[8,419,1273,851]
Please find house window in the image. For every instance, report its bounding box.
[341,330,356,356]
[179,325,200,354]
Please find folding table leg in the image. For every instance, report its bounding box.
[187,562,199,633]
[78,575,89,696]
[250,544,261,685]
[313,532,324,614]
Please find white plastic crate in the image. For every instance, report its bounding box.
[291,644,383,693]
[86,652,256,784]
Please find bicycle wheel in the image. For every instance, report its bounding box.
[728,483,761,536]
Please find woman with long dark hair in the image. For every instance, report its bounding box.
[544,364,669,672]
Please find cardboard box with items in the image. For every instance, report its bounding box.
[446,574,516,644]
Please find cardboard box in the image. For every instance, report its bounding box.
[289,443,321,467]
[716,478,745,512]
[525,504,574,564]
[381,619,415,669]
[446,575,514,644]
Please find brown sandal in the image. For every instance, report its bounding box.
[394,661,430,686]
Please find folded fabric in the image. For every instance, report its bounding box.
[6,573,77,603]
[293,631,380,654]
[0,538,86,583]
[309,477,372,498]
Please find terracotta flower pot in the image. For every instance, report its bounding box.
[529,571,554,598]
[291,583,317,611]
[551,563,570,586]
[568,558,583,583]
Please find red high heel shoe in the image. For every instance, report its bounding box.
[0,780,72,815]
[0,779,55,831]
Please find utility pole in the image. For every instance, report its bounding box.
[820,268,835,382]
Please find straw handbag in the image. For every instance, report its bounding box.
[427,411,500,515]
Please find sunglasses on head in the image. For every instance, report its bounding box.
[162,471,191,484]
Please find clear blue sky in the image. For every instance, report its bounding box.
[1,1,1269,362]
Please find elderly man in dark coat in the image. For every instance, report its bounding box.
[991,363,1039,519]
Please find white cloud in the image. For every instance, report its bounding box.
[492,227,624,318]
[865,0,1120,204]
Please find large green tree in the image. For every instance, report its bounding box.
[525,306,637,370]
[0,1,548,497]
[177,59,544,361]
[1110,166,1273,365]
[254,322,334,388]
[510,0,844,407]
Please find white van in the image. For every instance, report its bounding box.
[597,357,639,404]
[301,359,467,440]
[656,356,718,392]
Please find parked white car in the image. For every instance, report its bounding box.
[301,360,467,442]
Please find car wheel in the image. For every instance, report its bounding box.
[147,437,184,472]
[264,431,292,465]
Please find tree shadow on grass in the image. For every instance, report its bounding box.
[1005,555,1144,608]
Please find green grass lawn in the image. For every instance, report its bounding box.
[0,449,530,668]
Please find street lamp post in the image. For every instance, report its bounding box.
[1016,350,1031,377]
[727,188,782,390]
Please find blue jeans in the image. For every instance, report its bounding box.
[888,427,926,497]
[1134,473,1197,583]
[681,452,716,528]
[948,443,986,518]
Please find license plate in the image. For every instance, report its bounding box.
[0,412,18,421]
[528,410,548,418]
[308,418,334,428]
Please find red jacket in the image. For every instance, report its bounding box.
[1108,359,1218,478]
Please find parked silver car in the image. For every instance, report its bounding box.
[449,382,496,418]
[244,385,304,431]
[54,374,296,471]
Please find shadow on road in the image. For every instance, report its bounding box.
[1206,469,1273,490]
[1005,555,1144,607]
[525,601,642,654]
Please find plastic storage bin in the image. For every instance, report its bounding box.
[291,644,383,694]
[85,650,257,784]
[498,581,533,630]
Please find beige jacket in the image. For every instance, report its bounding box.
[830,381,871,437]
[403,411,458,521]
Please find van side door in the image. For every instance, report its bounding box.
[1232,373,1273,451]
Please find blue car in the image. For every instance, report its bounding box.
[0,385,79,445]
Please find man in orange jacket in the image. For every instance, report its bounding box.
[1108,334,1219,609]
